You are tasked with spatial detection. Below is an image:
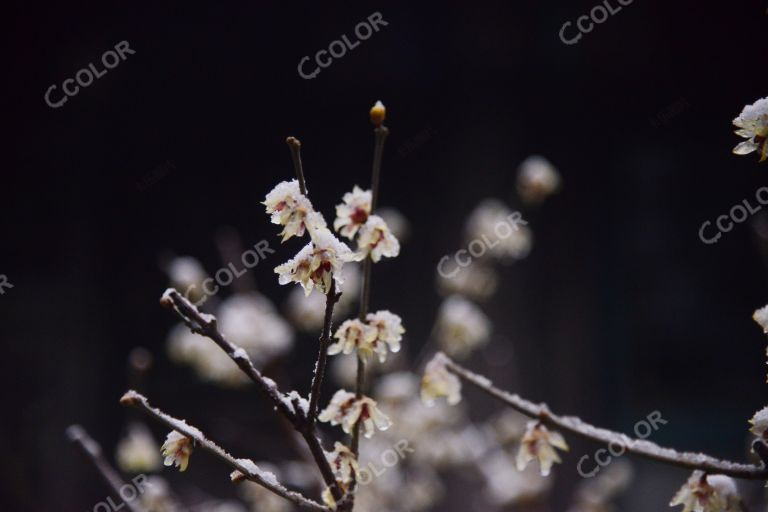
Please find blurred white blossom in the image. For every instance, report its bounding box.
[749,405,768,438]
[421,352,462,406]
[116,422,161,474]
[377,207,411,243]
[517,155,561,204]
[433,295,491,359]
[465,199,532,262]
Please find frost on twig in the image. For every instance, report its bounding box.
[159,288,344,501]
[119,391,330,511]
[442,355,768,480]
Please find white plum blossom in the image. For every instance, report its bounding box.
[334,186,372,239]
[274,228,354,295]
[465,199,533,262]
[356,215,400,262]
[436,260,498,301]
[517,155,561,204]
[161,430,193,472]
[733,97,768,162]
[318,389,392,438]
[753,304,768,333]
[325,442,359,484]
[670,471,739,512]
[433,295,491,359]
[749,405,768,439]
[377,207,411,243]
[420,352,462,406]
[366,310,405,362]
[284,263,360,332]
[263,180,327,241]
[115,422,161,473]
[516,421,569,477]
[329,319,378,358]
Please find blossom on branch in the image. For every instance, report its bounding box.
[670,471,739,512]
[329,319,378,358]
[325,441,360,484]
[733,97,768,162]
[420,352,462,406]
[263,179,327,241]
[318,390,392,438]
[161,430,193,472]
[366,310,405,362]
[516,421,568,477]
[274,228,354,295]
[356,215,400,262]
[334,186,372,240]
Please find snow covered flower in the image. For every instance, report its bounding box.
[516,155,561,204]
[753,305,768,333]
[356,215,400,262]
[733,97,768,161]
[161,431,193,472]
[329,319,378,358]
[274,228,354,295]
[366,310,405,362]
[334,186,372,239]
[318,390,392,438]
[263,180,327,241]
[421,352,462,406]
[116,423,162,473]
[516,421,568,477]
[749,406,768,439]
[325,442,359,484]
[433,295,491,359]
[670,471,739,512]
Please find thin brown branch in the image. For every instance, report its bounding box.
[370,127,389,211]
[66,425,147,512]
[444,355,768,480]
[308,279,341,422]
[286,137,308,196]
[120,391,329,511]
[159,288,344,502]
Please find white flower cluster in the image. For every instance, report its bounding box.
[733,97,768,162]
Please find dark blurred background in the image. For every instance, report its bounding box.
[4,1,768,510]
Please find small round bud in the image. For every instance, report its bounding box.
[370,100,386,127]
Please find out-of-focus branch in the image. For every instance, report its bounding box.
[120,391,329,511]
[444,355,768,480]
[159,289,343,502]
[66,425,147,512]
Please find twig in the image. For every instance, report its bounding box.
[66,425,147,512]
[308,279,341,423]
[444,355,768,480]
[120,391,329,511]
[370,127,389,211]
[286,137,308,196]
[159,288,344,502]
